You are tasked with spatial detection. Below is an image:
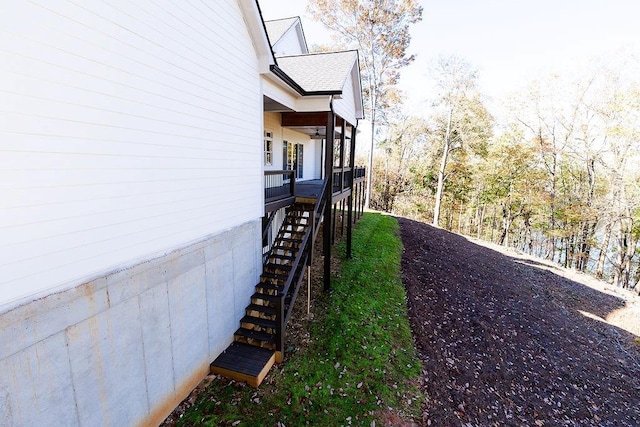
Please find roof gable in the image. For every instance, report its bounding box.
[264,17,308,56]
[277,51,358,93]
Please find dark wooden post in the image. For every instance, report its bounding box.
[340,120,346,192]
[346,124,357,258]
[324,112,335,291]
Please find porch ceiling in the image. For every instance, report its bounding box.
[281,112,346,138]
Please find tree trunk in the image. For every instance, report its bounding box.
[364,106,376,209]
[595,221,612,280]
[433,108,453,227]
[477,205,485,239]
[499,205,512,246]
[523,211,533,255]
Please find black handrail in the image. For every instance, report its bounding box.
[275,177,330,356]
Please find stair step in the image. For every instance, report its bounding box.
[264,263,292,272]
[271,244,297,252]
[210,342,275,388]
[268,253,296,262]
[235,327,276,344]
[256,281,282,293]
[260,271,288,282]
[246,303,277,317]
[241,315,277,330]
[281,230,306,236]
[277,238,302,245]
[251,292,280,304]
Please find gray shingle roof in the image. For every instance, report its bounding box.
[277,51,358,93]
[264,17,298,46]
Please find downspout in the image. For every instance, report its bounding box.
[323,97,336,291]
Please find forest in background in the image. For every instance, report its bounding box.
[365,54,640,292]
[307,0,640,292]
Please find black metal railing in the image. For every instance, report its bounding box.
[265,170,296,213]
[274,178,329,358]
[332,166,366,195]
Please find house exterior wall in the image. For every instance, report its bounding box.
[0,0,263,309]
[0,1,264,425]
[0,221,261,427]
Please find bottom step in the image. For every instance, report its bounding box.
[210,342,275,388]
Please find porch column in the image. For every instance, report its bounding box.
[340,120,346,192]
[324,111,336,291]
[346,123,357,258]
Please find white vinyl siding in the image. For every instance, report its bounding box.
[333,66,359,126]
[272,25,307,57]
[0,1,263,308]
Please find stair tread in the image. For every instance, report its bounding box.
[260,271,288,280]
[251,292,280,302]
[235,327,275,343]
[268,253,296,261]
[264,262,292,271]
[256,281,282,291]
[277,238,302,244]
[241,315,277,328]
[282,230,306,236]
[246,303,277,315]
[271,245,297,251]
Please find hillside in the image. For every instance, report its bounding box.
[399,217,640,426]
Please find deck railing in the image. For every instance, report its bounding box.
[332,166,366,196]
[265,170,295,212]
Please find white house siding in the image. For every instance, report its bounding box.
[272,24,307,57]
[0,0,263,308]
[333,67,359,127]
[0,1,264,425]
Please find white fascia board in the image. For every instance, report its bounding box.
[294,96,332,112]
[238,0,275,73]
[263,75,299,109]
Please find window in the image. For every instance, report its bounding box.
[264,131,273,165]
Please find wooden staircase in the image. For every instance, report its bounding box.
[211,202,314,387]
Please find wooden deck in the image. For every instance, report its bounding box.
[295,179,323,200]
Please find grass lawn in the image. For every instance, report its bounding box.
[174,213,422,426]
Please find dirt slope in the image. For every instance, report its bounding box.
[398,217,640,426]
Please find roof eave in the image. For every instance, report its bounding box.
[270,65,342,97]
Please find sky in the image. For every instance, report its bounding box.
[258,0,640,112]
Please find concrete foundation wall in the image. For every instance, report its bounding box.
[0,220,261,427]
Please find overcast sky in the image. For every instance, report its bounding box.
[258,0,640,118]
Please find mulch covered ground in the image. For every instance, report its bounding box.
[398,217,640,426]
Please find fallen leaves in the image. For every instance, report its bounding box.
[399,217,640,425]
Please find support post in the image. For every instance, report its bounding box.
[307,266,311,316]
[323,111,335,291]
[347,124,357,258]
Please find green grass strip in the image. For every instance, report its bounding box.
[177,213,422,426]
